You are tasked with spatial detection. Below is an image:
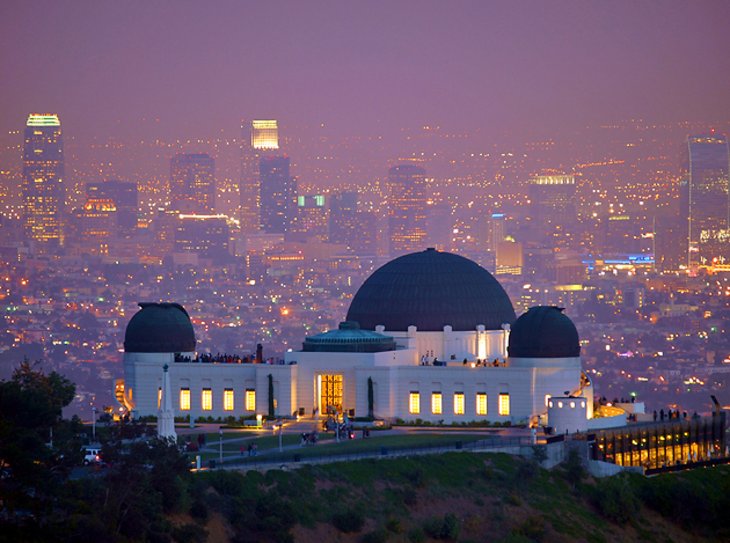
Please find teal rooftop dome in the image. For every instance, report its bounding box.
[302,321,397,353]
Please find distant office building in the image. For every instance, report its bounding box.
[291,194,328,239]
[426,202,452,251]
[387,164,427,255]
[22,113,65,249]
[329,192,377,254]
[86,180,138,237]
[687,135,730,268]
[496,237,523,275]
[260,156,296,234]
[239,120,280,233]
[174,214,230,262]
[70,196,116,256]
[487,213,506,252]
[329,192,359,246]
[529,174,576,246]
[653,214,687,273]
[170,154,216,214]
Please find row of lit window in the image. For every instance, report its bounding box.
[408,392,510,416]
[165,388,256,411]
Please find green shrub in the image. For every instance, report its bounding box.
[171,523,208,543]
[189,499,208,522]
[385,517,402,534]
[332,510,365,533]
[407,527,426,543]
[514,515,546,542]
[423,513,460,540]
[361,529,389,543]
[592,475,638,524]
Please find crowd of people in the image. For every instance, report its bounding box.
[174,352,291,365]
[418,354,507,367]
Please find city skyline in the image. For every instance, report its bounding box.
[2,2,730,425]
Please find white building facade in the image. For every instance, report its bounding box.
[119,250,589,426]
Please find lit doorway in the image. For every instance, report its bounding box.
[317,374,343,415]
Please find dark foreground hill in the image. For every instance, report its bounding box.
[190,452,728,543]
[3,449,730,543]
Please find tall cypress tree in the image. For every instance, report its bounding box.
[267,374,275,418]
[367,377,374,419]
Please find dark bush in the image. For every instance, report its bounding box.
[189,499,209,522]
[592,475,638,524]
[423,513,460,540]
[332,510,365,533]
[172,523,208,543]
[360,529,389,543]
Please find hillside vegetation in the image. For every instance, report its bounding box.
[189,452,729,543]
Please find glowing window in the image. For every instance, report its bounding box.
[224,389,234,411]
[545,394,552,407]
[476,393,487,415]
[454,392,465,415]
[558,401,564,408]
[202,388,213,411]
[409,392,420,415]
[570,401,576,409]
[245,389,256,411]
[179,388,190,411]
[431,392,442,415]
[549,401,554,408]
[157,387,162,409]
[498,393,510,416]
[581,401,586,408]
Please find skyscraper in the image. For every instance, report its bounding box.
[22,113,65,249]
[387,164,427,256]
[259,156,296,234]
[687,135,730,269]
[86,180,138,237]
[291,194,328,240]
[240,120,280,233]
[528,174,576,246]
[169,153,215,214]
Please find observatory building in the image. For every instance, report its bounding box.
[118,249,607,429]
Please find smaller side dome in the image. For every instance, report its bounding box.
[508,306,580,358]
[302,321,396,353]
[124,302,196,353]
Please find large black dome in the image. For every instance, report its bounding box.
[346,248,516,331]
[124,302,196,353]
[508,306,580,358]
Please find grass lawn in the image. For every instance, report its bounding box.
[217,432,487,465]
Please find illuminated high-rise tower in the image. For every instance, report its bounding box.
[259,155,296,234]
[387,163,427,256]
[687,135,730,269]
[22,113,65,249]
[240,119,280,233]
[169,153,215,214]
[529,174,576,246]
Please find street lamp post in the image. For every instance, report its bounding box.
[219,428,223,465]
[278,420,283,452]
[92,407,97,442]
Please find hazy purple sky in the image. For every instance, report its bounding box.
[2,1,730,142]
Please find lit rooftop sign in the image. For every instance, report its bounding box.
[26,114,60,127]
